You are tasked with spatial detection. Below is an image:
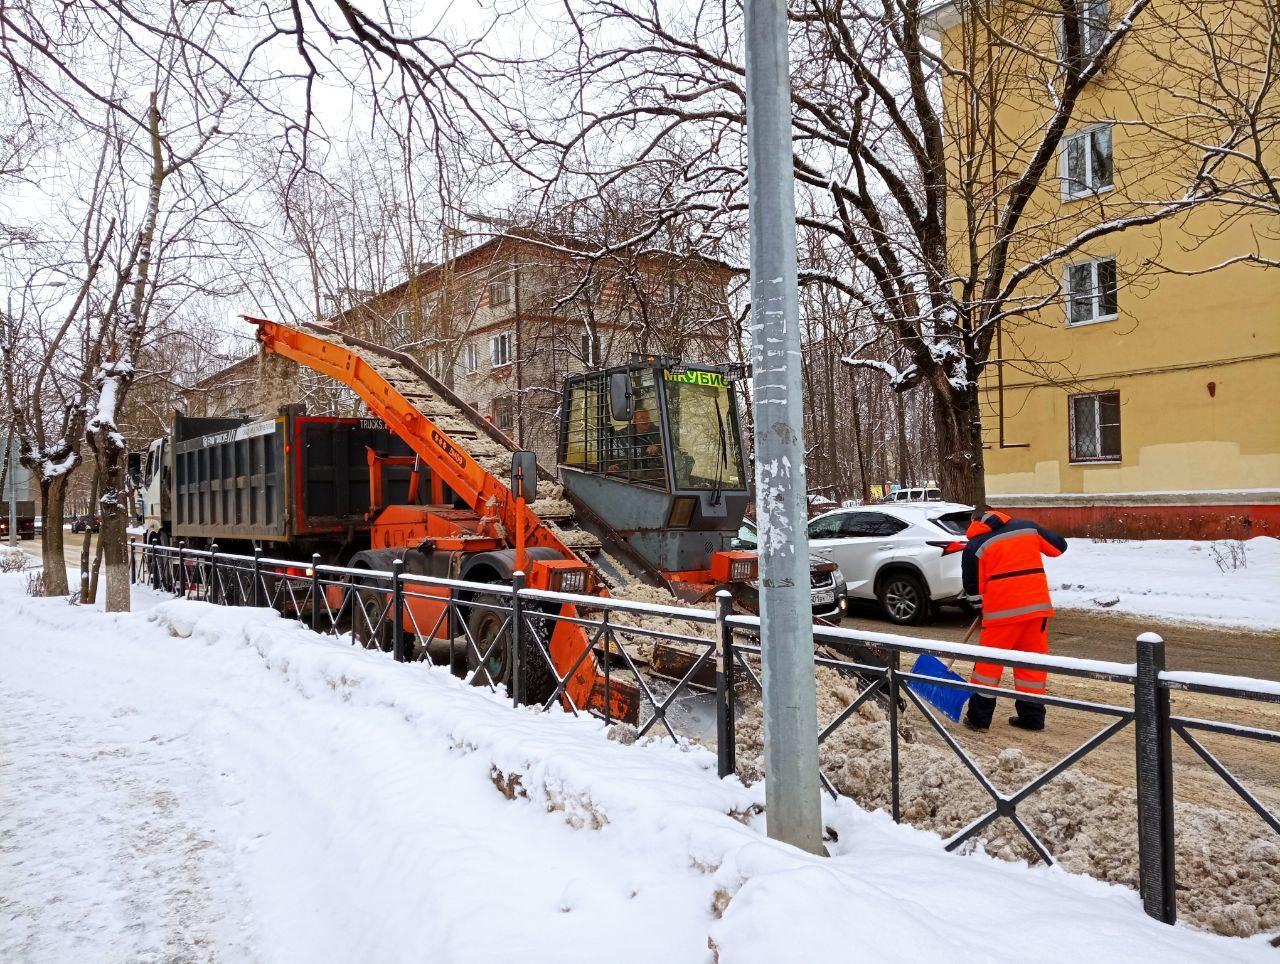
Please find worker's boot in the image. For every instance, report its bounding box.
[964,694,996,731]
[1009,699,1045,731]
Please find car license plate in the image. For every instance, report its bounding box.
[813,590,835,605]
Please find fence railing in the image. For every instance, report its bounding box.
[130,538,1278,929]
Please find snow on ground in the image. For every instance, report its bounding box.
[1046,536,1280,631]
[1,574,1274,963]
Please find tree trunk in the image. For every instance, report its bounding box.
[88,529,105,604]
[894,391,911,487]
[848,371,869,502]
[931,381,986,507]
[90,437,131,612]
[39,473,70,595]
[80,472,98,600]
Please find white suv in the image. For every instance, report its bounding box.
[806,502,972,625]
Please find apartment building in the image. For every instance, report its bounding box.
[186,230,733,470]
[928,0,1280,537]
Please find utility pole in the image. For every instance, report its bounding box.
[744,0,823,854]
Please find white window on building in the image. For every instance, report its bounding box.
[488,278,511,308]
[490,332,512,368]
[1059,0,1109,63]
[1069,391,1121,462]
[1064,256,1118,325]
[580,329,602,368]
[1061,125,1113,198]
[462,343,478,374]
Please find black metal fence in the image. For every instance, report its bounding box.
[130,539,1278,929]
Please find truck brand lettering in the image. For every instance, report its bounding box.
[198,420,277,447]
[663,369,726,388]
[431,429,468,469]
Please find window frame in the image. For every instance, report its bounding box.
[492,395,515,433]
[462,343,478,374]
[580,328,603,368]
[1064,255,1119,327]
[1060,123,1114,200]
[488,278,512,309]
[1057,0,1110,68]
[1068,390,1122,463]
[490,332,512,368]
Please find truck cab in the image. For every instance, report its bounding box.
[140,436,169,542]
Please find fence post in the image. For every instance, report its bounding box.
[209,543,219,604]
[310,553,323,633]
[391,558,408,661]
[252,546,263,608]
[1135,632,1177,925]
[175,541,186,599]
[715,590,736,779]
[510,570,525,706]
[129,538,136,585]
[889,650,901,823]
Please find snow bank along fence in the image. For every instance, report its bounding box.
[131,539,1279,929]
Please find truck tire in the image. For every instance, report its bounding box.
[465,594,556,706]
[351,580,394,652]
[877,570,931,626]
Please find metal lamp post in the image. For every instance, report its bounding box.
[744,0,823,854]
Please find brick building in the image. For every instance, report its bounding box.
[185,230,734,469]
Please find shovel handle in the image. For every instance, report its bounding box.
[944,615,981,672]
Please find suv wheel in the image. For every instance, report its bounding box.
[878,571,931,626]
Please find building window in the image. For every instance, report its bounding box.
[1069,391,1121,462]
[492,395,515,433]
[1060,0,1109,64]
[1061,125,1112,198]
[462,343,478,374]
[490,332,512,368]
[1065,257,1118,325]
[488,278,511,308]
[580,329,602,367]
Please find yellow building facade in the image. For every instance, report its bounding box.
[930,0,1280,537]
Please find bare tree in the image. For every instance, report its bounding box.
[494,0,1260,502]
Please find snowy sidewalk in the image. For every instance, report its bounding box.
[1046,536,1280,631]
[1,574,1272,962]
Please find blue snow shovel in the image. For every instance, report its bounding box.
[907,618,979,723]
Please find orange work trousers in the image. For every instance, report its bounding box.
[969,617,1049,695]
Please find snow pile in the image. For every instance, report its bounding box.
[1,576,1274,961]
[1047,537,1280,631]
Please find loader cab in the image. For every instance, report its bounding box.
[558,359,751,576]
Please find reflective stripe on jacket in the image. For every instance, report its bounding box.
[962,510,1068,624]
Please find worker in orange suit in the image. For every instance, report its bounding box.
[961,507,1068,732]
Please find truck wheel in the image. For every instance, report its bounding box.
[878,571,931,626]
[465,594,556,706]
[352,581,393,652]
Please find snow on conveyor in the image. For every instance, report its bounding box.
[1,573,1273,963]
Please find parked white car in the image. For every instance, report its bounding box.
[806,501,972,625]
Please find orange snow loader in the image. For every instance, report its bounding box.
[247,316,764,724]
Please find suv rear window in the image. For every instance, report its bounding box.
[932,511,970,535]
